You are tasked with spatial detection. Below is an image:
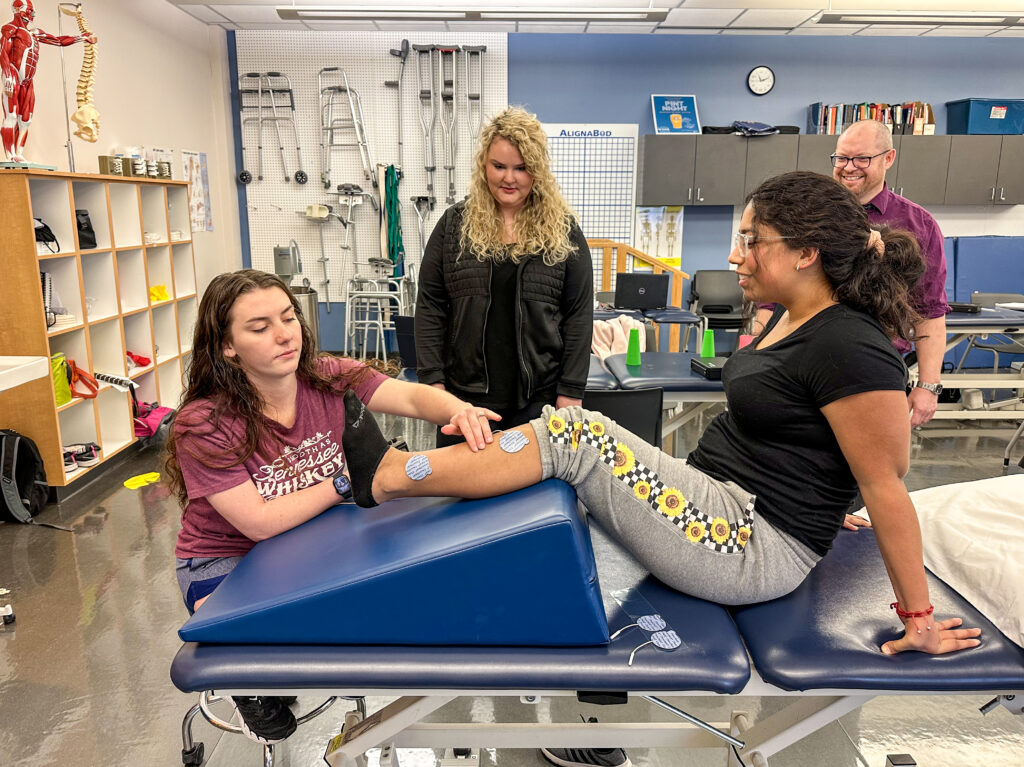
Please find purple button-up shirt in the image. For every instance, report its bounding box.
[865,184,949,321]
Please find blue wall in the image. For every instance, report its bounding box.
[509,34,1024,278]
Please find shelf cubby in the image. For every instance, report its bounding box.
[140,185,168,244]
[88,318,126,380]
[167,186,191,241]
[41,255,84,332]
[177,296,197,355]
[157,358,184,409]
[152,302,179,364]
[134,369,158,404]
[116,249,148,312]
[70,180,112,250]
[96,387,133,456]
[58,399,99,477]
[123,311,154,375]
[146,245,173,301]
[109,182,142,247]
[81,251,119,322]
[27,177,74,256]
[172,243,196,297]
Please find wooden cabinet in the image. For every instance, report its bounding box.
[636,134,696,206]
[795,134,837,177]
[693,135,746,205]
[995,135,1024,205]
[0,170,196,490]
[888,136,951,207]
[744,135,799,199]
[944,135,1003,205]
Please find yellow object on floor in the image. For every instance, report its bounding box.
[124,471,160,489]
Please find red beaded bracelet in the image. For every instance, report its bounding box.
[890,602,934,619]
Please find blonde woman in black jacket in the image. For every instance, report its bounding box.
[415,106,593,447]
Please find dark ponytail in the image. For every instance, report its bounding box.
[747,171,924,342]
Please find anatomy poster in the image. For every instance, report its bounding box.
[182,150,213,231]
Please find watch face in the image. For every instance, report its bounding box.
[747,66,775,96]
[333,473,352,498]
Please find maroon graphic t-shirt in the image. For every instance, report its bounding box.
[174,357,387,558]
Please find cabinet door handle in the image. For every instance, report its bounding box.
[1000,187,1006,201]
[687,187,692,202]
[991,187,997,202]
[898,187,904,196]
[696,187,703,202]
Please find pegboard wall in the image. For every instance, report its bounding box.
[235,31,507,306]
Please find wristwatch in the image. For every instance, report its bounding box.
[332,471,353,499]
[914,381,943,396]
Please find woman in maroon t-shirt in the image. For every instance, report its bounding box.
[165,269,504,745]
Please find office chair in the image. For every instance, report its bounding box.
[689,270,746,349]
[954,292,1024,372]
[582,387,664,448]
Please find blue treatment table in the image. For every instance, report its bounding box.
[604,351,725,440]
[586,355,618,391]
[170,484,1024,767]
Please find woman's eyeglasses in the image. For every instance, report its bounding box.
[733,232,793,257]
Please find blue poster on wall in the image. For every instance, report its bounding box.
[651,95,701,134]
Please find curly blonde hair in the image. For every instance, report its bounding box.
[460,106,577,265]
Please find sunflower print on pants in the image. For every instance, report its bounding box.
[547,412,753,553]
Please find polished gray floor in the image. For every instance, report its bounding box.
[1,407,1022,767]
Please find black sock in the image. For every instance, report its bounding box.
[341,389,389,507]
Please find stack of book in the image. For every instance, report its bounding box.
[807,102,935,135]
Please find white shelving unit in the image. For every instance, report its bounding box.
[0,169,196,488]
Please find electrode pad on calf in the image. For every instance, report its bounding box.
[610,588,683,666]
[499,431,530,453]
[405,454,433,480]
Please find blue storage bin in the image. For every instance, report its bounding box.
[946,99,1024,135]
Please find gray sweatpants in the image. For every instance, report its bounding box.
[529,405,820,605]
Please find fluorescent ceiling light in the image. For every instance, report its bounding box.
[278,6,669,23]
[816,11,1022,26]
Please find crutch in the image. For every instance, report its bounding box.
[462,45,486,141]
[435,45,460,204]
[385,39,410,177]
[413,44,437,206]
[301,203,346,312]
[410,195,432,260]
[237,72,262,184]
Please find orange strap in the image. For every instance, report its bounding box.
[68,361,98,399]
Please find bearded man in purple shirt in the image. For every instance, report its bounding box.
[755,119,948,426]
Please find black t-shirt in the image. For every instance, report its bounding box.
[687,304,908,556]
[478,259,519,407]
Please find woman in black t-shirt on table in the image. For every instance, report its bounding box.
[346,171,979,659]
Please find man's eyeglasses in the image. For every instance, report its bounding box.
[829,151,890,169]
[734,232,793,257]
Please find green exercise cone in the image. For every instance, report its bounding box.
[700,329,716,358]
[626,327,642,366]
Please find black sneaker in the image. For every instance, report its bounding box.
[540,747,631,767]
[231,696,297,744]
[541,717,631,767]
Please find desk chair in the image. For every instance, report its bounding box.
[582,387,664,448]
[954,292,1024,372]
[689,270,745,350]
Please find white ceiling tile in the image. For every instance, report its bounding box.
[680,0,825,8]
[175,5,232,23]
[856,25,935,35]
[662,8,744,27]
[235,21,306,29]
[210,4,287,23]
[989,28,1024,36]
[585,22,659,33]
[922,25,1009,36]
[516,23,589,33]
[731,9,821,28]
[652,27,722,34]
[720,28,792,35]
[789,25,869,35]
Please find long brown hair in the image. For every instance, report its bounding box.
[164,269,384,507]
[747,171,924,342]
